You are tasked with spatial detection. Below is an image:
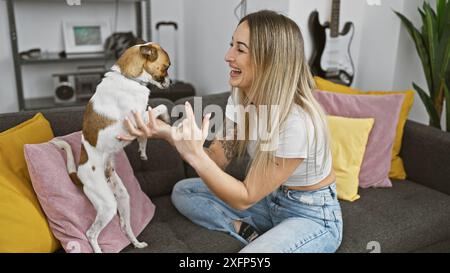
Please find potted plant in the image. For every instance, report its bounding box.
[394,0,450,132]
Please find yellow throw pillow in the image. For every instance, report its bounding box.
[0,113,60,252]
[315,76,414,180]
[315,76,361,95]
[327,115,375,202]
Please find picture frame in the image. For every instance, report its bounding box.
[62,20,111,54]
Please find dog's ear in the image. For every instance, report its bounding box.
[140,44,158,62]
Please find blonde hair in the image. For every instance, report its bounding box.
[232,10,330,180]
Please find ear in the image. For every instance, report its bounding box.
[140,44,158,62]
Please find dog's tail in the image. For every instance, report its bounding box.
[50,139,83,187]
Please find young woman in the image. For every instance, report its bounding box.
[119,10,343,253]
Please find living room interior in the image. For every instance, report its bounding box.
[0,0,449,254]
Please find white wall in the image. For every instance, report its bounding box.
[287,0,366,84]
[182,0,241,95]
[354,0,404,90]
[181,0,291,96]
[247,0,289,15]
[150,0,184,81]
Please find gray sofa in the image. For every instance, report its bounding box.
[1,91,449,253]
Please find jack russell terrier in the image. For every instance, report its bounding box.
[52,42,171,253]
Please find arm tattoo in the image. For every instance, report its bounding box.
[218,117,238,161]
[219,139,236,161]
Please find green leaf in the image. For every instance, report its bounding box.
[413,82,441,129]
[436,0,449,39]
[394,11,433,93]
[420,9,430,53]
[424,3,439,97]
[438,26,450,83]
[419,7,426,18]
[436,2,450,98]
[437,0,445,17]
[424,1,437,18]
[444,82,450,132]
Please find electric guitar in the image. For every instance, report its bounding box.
[309,0,355,86]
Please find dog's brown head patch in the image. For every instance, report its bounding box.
[116,42,170,84]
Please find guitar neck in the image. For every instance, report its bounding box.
[330,0,340,37]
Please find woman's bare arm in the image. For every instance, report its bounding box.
[190,151,303,211]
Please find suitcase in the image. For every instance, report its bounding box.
[148,21,195,102]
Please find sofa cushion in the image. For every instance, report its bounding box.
[121,195,243,253]
[327,115,375,202]
[338,180,450,253]
[412,240,450,253]
[314,76,415,180]
[174,91,230,112]
[314,91,404,188]
[128,140,186,198]
[0,113,60,252]
[24,131,155,253]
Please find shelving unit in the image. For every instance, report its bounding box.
[18,52,110,65]
[6,0,151,111]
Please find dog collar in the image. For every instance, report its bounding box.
[109,69,149,86]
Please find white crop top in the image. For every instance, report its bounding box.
[225,95,332,187]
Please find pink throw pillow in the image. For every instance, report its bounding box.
[24,131,155,253]
[313,90,404,188]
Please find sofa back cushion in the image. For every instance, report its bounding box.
[314,90,404,188]
[0,113,60,252]
[401,120,450,195]
[0,107,84,137]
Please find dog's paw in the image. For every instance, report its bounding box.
[133,241,148,249]
[140,154,148,161]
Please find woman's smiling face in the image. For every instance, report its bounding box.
[225,21,254,93]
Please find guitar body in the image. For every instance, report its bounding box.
[309,10,355,86]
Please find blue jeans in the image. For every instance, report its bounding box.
[171,177,343,253]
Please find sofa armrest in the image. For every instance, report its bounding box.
[400,120,450,195]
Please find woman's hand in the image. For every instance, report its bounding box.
[172,101,211,165]
[117,106,172,143]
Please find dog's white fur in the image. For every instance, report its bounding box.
[51,43,171,253]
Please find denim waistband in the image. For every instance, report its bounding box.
[280,182,336,194]
[278,182,337,204]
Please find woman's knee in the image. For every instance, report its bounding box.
[171,177,206,209]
